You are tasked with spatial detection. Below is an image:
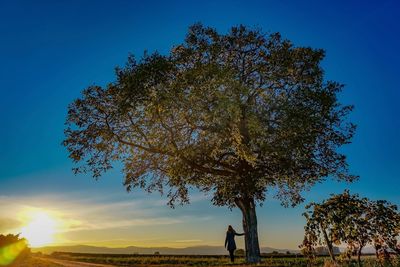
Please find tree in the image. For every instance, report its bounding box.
[303,191,351,262]
[302,191,369,264]
[63,24,356,263]
[302,191,400,266]
[368,200,400,258]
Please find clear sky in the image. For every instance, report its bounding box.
[0,0,399,250]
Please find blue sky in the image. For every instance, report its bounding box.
[0,0,399,249]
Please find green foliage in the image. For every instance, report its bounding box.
[301,191,400,264]
[0,234,30,266]
[368,200,400,255]
[64,24,356,209]
[0,234,24,247]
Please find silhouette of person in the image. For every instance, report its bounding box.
[224,225,244,263]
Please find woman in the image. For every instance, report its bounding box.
[224,225,245,263]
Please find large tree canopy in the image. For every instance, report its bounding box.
[64,24,356,262]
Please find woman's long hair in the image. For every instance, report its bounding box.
[227,225,234,233]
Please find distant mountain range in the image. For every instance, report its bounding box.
[32,244,379,255]
[32,245,300,255]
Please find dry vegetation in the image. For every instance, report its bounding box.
[45,252,400,267]
[11,256,62,267]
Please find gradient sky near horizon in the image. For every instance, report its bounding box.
[0,0,399,250]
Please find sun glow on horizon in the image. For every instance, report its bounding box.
[20,210,57,247]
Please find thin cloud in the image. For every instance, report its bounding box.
[0,194,196,234]
[0,217,23,232]
[64,217,184,232]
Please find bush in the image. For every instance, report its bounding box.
[0,234,30,266]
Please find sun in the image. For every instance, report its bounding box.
[20,210,57,247]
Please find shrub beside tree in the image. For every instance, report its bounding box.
[235,249,245,256]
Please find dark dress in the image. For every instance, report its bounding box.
[225,231,237,250]
[225,230,244,262]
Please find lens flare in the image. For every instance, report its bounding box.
[0,240,27,266]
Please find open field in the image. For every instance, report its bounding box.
[35,252,400,267]
[9,256,116,267]
[42,258,117,267]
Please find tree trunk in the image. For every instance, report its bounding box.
[374,245,379,259]
[235,197,261,263]
[320,224,335,262]
[393,244,400,256]
[357,246,362,266]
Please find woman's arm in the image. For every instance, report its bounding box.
[224,234,228,248]
[235,232,245,236]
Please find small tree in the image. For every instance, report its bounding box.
[64,24,356,263]
[302,191,368,264]
[368,200,400,258]
[302,191,400,265]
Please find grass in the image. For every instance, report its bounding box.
[46,252,400,267]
